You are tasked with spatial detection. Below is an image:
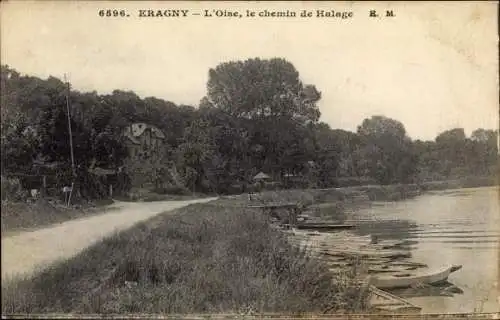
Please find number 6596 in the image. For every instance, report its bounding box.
[98,9,128,17]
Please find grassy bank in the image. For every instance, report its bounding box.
[2,203,369,315]
[232,184,422,206]
[1,198,114,234]
[120,187,212,202]
[230,177,498,207]
[418,176,498,191]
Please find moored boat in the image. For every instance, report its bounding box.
[322,248,412,259]
[370,264,462,289]
[296,223,355,230]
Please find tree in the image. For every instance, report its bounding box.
[468,128,498,175]
[175,119,215,192]
[206,58,321,122]
[204,58,322,181]
[357,116,417,184]
[434,128,467,177]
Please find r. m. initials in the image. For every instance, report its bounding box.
[369,10,395,17]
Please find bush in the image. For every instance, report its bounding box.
[154,186,189,195]
[335,177,378,188]
[1,176,26,201]
[461,176,497,188]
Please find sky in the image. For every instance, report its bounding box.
[1,1,498,141]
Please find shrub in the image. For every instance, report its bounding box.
[154,186,189,195]
[1,176,26,201]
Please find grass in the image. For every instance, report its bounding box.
[0,187,209,234]
[222,178,497,208]
[1,203,369,315]
[419,176,498,191]
[1,198,115,234]
[226,184,421,207]
[120,187,213,202]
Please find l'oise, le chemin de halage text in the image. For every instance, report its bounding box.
[137,9,354,19]
[203,9,354,18]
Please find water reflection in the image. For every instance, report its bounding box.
[353,219,419,241]
[316,186,500,313]
[390,281,465,298]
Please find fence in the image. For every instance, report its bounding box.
[2,173,70,199]
[2,170,130,201]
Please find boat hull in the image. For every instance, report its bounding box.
[296,223,355,230]
[370,264,462,289]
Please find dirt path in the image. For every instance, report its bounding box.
[1,198,217,282]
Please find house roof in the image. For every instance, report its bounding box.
[253,172,271,180]
[122,123,165,144]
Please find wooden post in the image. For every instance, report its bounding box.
[67,182,74,207]
[109,184,113,198]
[290,203,302,228]
[64,75,76,178]
[42,175,47,197]
[289,208,297,228]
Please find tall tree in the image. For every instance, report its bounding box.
[357,116,417,184]
[205,58,321,122]
[204,58,322,179]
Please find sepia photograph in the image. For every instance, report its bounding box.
[1,1,499,318]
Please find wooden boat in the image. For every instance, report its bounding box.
[368,265,425,274]
[370,264,462,289]
[369,285,422,313]
[321,248,412,259]
[296,223,355,230]
[297,214,312,220]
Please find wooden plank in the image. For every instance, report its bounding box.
[369,285,421,313]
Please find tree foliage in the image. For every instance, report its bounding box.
[1,62,498,197]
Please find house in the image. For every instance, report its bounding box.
[122,123,166,160]
[253,171,271,182]
[252,171,283,191]
[121,123,167,189]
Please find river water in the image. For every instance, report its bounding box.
[340,186,499,313]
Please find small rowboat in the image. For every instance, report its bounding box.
[370,264,462,289]
[296,223,355,230]
[321,248,412,259]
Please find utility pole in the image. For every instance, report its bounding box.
[64,74,76,177]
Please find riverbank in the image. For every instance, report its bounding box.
[418,176,498,192]
[1,203,369,314]
[223,176,498,207]
[2,179,496,314]
[3,176,495,233]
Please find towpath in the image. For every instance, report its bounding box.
[1,198,217,281]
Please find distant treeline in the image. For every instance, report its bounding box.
[1,59,498,196]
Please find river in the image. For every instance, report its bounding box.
[339,186,499,313]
